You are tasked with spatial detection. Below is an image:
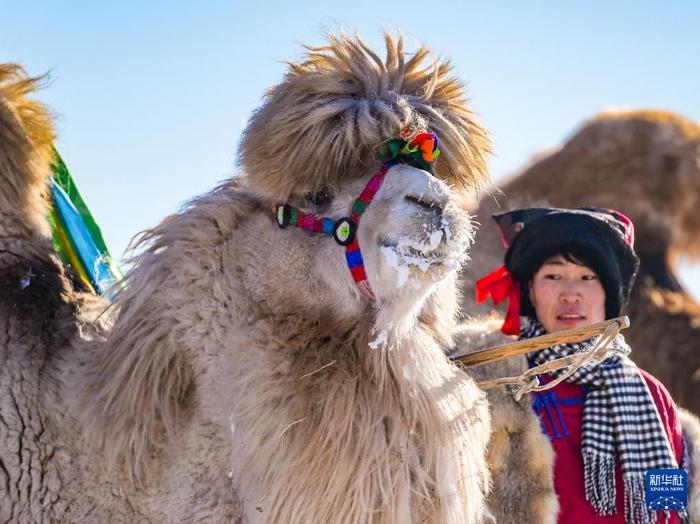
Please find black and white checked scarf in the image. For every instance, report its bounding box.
[522,316,684,524]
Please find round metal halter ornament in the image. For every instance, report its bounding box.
[332,217,357,247]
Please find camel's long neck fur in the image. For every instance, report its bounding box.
[223,313,490,523]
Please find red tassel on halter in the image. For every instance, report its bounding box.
[475,264,522,335]
[409,133,438,162]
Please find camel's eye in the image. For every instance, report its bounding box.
[305,187,335,210]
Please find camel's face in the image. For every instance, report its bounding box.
[359,164,474,303]
[296,163,473,315]
[242,164,473,324]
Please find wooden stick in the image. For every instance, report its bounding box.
[451,316,630,368]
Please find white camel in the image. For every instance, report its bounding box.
[0,32,494,523]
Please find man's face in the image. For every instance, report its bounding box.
[528,254,606,333]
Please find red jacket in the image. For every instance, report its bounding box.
[531,369,685,523]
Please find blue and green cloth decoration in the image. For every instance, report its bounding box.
[47,150,122,297]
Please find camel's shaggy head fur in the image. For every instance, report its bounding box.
[240,32,490,199]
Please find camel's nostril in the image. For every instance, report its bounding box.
[405,195,443,214]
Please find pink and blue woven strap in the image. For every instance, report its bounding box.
[274,164,390,300]
[344,164,390,299]
[280,206,336,236]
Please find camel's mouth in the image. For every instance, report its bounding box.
[379,237,451,262]
[378,230,467,289]
[378,215,467,261]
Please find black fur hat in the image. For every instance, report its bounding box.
[494,207,640,319]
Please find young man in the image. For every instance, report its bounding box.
[476,207,688,524]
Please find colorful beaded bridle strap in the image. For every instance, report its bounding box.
[273,131,440,301]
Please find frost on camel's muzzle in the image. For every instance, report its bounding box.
[273,131,441,301]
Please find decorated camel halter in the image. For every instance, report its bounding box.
[273,131,440,300]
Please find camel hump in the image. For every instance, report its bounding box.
[0,64,57,239]
[588,109,700,139]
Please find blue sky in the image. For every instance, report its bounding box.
[4,1,700,297]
